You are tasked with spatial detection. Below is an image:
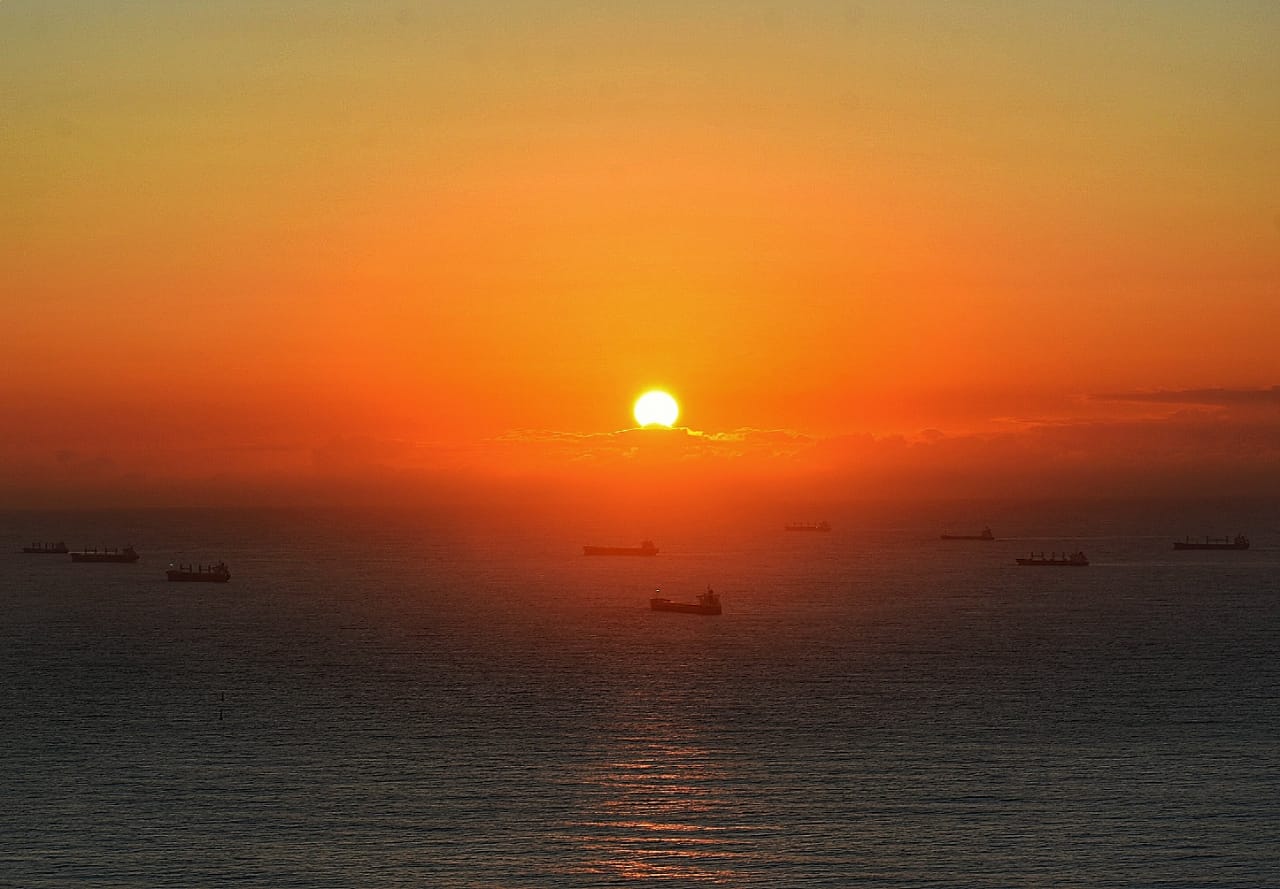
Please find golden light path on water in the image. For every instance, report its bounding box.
[567,734,742,882]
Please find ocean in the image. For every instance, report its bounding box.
[2,500,1277,887]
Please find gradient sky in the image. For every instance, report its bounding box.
[3,1,1279,505]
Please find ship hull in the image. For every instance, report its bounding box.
[941,535,994,541]
[71,551,139,563]
[1173,542,1248,550]
[1015,560,1088,566]
[167,572,230,582]
[649,597,721,615]
[583,547,657,556]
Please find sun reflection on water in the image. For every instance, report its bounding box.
[560,730,752,883]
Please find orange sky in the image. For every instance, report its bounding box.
[3,2,1279,506]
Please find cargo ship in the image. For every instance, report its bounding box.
[70,546,140,563]
[941,527,995,541]
[1173,535,1249,551]
[22,541,68,553]
[583,540,658,556]
[166,561,231,582]
[650,586,722,615]
[1016,551,1088,566]
[785,521,831,532]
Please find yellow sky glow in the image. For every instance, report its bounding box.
[2,1,1278,505]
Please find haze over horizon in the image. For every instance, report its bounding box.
[4,2,1278,508]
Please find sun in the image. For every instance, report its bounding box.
[634,390,679,428]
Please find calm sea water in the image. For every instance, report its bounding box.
[2,500,1278,887]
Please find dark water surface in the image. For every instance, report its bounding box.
[2,501,1278,887]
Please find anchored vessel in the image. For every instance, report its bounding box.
[650,586,722,615]
[785,521,831,532]
[941,527,995,541]
[1016,551,1088,566]
[1173,535,1249,551]
[583,540,658,556]
[167,561,231,583]
[22,541,69,553]
[71,546,140,563]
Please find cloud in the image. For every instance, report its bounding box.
[489,425,816,470]
[806,409,1280,498]
[8,392,1280,507]
[303,404,1280,500]
[1092,386,1280,407]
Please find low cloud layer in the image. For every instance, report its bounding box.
[5,389,1279,507]
[489,426,815,469]
[1093,386,1280,407]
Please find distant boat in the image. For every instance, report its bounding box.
[71,545,140,563]
[650,586,722,615]
[21,541,68,554]
[1016,551,1088,567]
[583,540,658,556]
[941,527,995,541]
[1173,535,1249,551]
[167,561,231,583]
[785,521,831,532]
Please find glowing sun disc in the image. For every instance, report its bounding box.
[634,390,679,427]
